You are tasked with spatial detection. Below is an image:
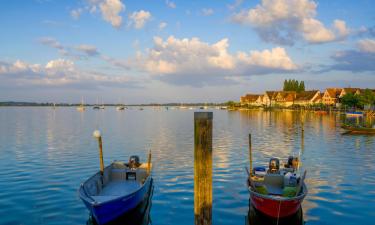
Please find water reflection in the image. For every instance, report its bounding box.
[87,185,153,225]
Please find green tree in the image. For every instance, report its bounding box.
[341,93,361,108]
[359,89,375,107]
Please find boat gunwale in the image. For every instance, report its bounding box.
[248,182,308,202]
[79,163,152,206]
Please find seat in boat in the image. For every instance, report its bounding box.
[264,174,284,195]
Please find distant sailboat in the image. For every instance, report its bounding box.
[93,97,100,109]
[116,98,126,110]
[77,97,86,111]
[179,103,187,109]
[100,99,105,109]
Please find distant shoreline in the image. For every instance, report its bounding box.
[0,102,227,107]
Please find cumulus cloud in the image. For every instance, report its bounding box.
[159,22,167,30]
[126,36,297,86]
[70,0,125,28]
[100,0,125,28]
[227,0,243,11]
[128,10,151,29]
[75,44,99,56]
[71,8,83,20]
[165,0,176,9]
[202,8,214,16]
[0,59,137,88]
[326,39,375,72]
[358,39,375,53]
[38,37,100,59]
[232,0,350,45]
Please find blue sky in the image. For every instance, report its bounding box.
[0,0,374,103]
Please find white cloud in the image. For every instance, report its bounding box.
[0,59,136,88]
[70,0,125,28]
[127,36,297,85]
[358,39,375,53]
[39,37,99,58]
[227,0,243,11]
[202,8,214,16]
[159,22,167,30]
[100,0,125,28]
[128,10,151,29]
[75,44,99,56]
[71,8,83,20]
[165,0,176,9]
[232,0,349,45]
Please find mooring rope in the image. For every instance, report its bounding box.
[276,199,282,225]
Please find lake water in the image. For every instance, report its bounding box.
[0,107,374,225]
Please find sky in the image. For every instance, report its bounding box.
[0,0,374,104]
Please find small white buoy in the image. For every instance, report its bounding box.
[93,130,101,139]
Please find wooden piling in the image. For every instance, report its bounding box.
[194,112,213,225]
[147,150,152,175]
[93,130,104,176]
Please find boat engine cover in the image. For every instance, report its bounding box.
[128,155,141,168]
[269,158,280,173]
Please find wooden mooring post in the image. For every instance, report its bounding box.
[93,130,104,176]
[194,112,213,225]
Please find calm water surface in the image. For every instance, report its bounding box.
[0,107,374,225]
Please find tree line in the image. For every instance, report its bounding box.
[283,79,305,93]
[341,89,375,109]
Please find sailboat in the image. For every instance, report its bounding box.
[93,97,100,109]
[77,97,86,111]
[100,99,105,109]
[116,98,126,110]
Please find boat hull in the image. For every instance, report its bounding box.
[248,184,307,218]
[341,125,375,134]
[81,177,153,225]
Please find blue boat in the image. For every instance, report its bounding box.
[79,157,153,225]
[345,111,363,117]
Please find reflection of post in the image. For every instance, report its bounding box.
[194,112,213,225]
[300,110,305,132]
[301,128,304,154]
[249,134,253,176]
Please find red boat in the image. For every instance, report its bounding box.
[247,157,307,218]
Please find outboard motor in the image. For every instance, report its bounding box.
[269,158,280,173]
[285,156,294,168]
[128,155,141,169]
[285,156,300,170]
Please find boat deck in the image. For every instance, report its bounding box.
[92,180,141,203]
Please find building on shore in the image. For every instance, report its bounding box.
[241,87,373,108]
[240,94,262,106]
[263,91,278,107]
[294,90,322,106]
[274,91,297,107]
[322,88,342,106]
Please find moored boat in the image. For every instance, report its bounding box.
[247,158,307,218]
[79,159,153,225]
[79,130,153,225]
[345,111,363,117]
[341,124,375,134]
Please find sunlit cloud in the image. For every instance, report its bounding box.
[128,10,152,29]
[231,0,350,45]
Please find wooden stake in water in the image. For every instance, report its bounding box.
[194,112,213,225]
[147,150,152,175]
[249,133,253,176]
[93,130,104,176]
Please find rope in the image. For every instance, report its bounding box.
[276,199,282,225]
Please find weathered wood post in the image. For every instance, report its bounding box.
[194,112,213,225]
[147,150,152,175]
[93,130,104,176]
[248,134,253,176]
